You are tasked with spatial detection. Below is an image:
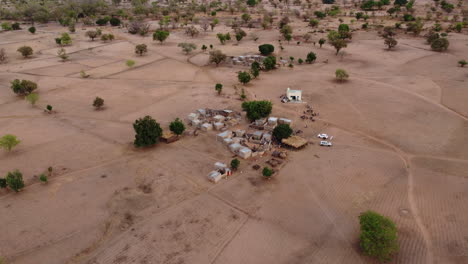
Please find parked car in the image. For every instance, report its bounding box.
[320,141,332,147]
[317,133,329,139]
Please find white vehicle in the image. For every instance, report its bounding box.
[320,141,332,147]
[317,133,329,139]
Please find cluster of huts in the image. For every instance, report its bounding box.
[231,55,266,66]
[187,108,242,132]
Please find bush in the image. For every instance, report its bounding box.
[59,33,72,46]
[169,118,185,135]
[93,97,104,109]
[238,71,251,85]
[153,30,170,44]
[1,22,12,31]
[459,60,467,67]
[215,83,223,94]
[178,43,197,54]
[0,48,6,64]
[359,210,398,262]
[263,55,276,70]
[25,93,39,105]
[262,167,273,178]
[39,173,48,183]
[309,19,319,27]
[109,17,121,26]
[133,116,163,147]
[5,170,25,192]
[0,178,6,188]
[126,60,135,67]
[231,158,240,170]
[306,52,317,63]
[328,31,347,55]
[86,30,99,41]
[431,37,449,51]
[96,17,109,26]
[209,50,227,66]
[273,124,293,141]
[57,48,68,61]
[241,100,272,121]
[258,44,275,55]
[17,46,33,58]
[28,26,36,34]
[135,44,148,56]
[384,37,398,50]
[335,69,349,82]
[46,105,53,112]
[10,79,37,95]
[0,134,20,152]
[11,22,21,30]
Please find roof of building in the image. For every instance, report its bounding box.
[281,136,308,149]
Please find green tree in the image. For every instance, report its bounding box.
[263,56,277,70]
[169,118,185,136]
[57,48,68,61]
[93,97,104,109]
[384,37,398,50]
[28,26,36,34]
[328,31,347,55]
[262,167,273,178]
[17,46,33,58]
[459,60,468,67]
[231,158,240,170]
[238,71,251,85]
[309,19,319,27]
[273,124,293,141]
[215,83,223,95]
[0,178,6,188]
[153,30,170,44]
[60,33,72,46]
[241,100,272,121]
[110,17,121,26]
[335,69,349,82]
[133,116,163,147]
[135,44,148,56]
[25,93,39,105]
[10,79,38,96]
[258,44,275,55]
[6,170,25,192]
[319,38,326,48]
[359,210,399,262]
[306,52,317,63]
[0,134,21,152]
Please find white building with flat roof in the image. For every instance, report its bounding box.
[286,88,302,102]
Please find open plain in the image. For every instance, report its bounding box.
[0,1,468,264]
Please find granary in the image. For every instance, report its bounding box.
[286,88,302,102]
[160,131,179,143]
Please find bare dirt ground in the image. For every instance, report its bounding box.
[0,13,467,264]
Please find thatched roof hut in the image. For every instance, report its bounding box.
[281,136,308,149]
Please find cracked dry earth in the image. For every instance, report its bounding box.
[0,22,467,264]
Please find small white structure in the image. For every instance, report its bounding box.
[208,171,223,183]
[214,162,227,170]
[217,130,232,140]
[286,88,302,102]
[223,138,234,145]
[213,122,225,130]
[268,117,278,126]
[201,123,213,131]
[278,118,292,125]
[191,119,202,127]
[229,143,242,153]
[214,115,225,122]
[238,147,252,159]
[188,113,199,121]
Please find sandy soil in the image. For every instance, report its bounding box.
[0,8,467,264]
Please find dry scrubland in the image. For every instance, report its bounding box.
[0,1,468,264]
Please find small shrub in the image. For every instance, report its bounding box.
[17,46,33,58]
[126,60,135,67]
[458,60,468,67]
[209,50,227,66]
[25,93,39,105]
[306,52,317,63]
[153,30,170,44]
[215,83,223,95]
[6,170,25,192]
[96,17,109,26]
[231,159,240,170]
[238,71,251,85]
[431,37,449,51]
[0,48,7,64]
[262,167,273,178]
[178,42,197,54]
[135,44,148,56]
[11,22,21,30]
[0,178,6,188]
[57,48,68,61]
[28,26,36,34]
[109,17,121,26]
[335,69,349,82]
[93,97,104,109]
[46,105,53,112]
[86,30,99,41]
[39,173,48,183]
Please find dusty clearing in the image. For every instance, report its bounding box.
[1,11,468,264]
